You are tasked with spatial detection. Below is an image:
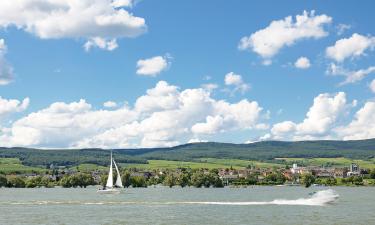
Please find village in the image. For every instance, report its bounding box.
[1,162,374,188]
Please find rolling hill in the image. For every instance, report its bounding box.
[1,139,375,168]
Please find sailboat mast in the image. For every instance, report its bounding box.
[105,150,114,188]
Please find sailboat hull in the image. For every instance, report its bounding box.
[97,188,121,194]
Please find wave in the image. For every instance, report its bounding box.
[1,189,338,206]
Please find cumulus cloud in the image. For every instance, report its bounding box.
[111,0,134,8]
[224,72,250,94]
[294,57,311,69]
[336,24,351,36]
[136,55,170,76]
[270,92,349,140]
[327,63,375,85]
[0,97,29,120]
[326,33,375,62]
[103,101,117,108]
[335,101,375,140]
[84,37,118,51]
[370,79,375,93]
[0,0,146,51]
[0,39,14,85]
[238,10,332,59]
[0,99,138,147]
[191,100,262,135]
[201,83,218,92]
[0,81,265,148]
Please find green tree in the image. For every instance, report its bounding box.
[163,174,176,188]
[68,174,81,188]
[26,176,42,188]
[59,175,72,188]
[177,173,190,188]
[7,176,26,188]
[0,175,7,187]
[191,171,205,188]
[301,173,315,188]
[40,176,55,188]
[147,176,159,186]
[246,174,258,185]
[121,171,131,188]
[263,173,285,185]
[130,176,147,188]
[353,176,363,185]
[210,173,224,188]
[370,169,375,179]
[100,174,108,188]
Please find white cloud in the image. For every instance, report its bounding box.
[103,101,117,108]
[335,101,375,140]
[262,59,272,66]
[188,138,208,143]
[111,0,134,8]
[84,37,118,51]
[336,24,351,36]
[343,67,375,84]
[0,0,146,51]
[271,121,296,138]
[225,72,242,86]
[238,10,332,59]
[270,92,349,140]
[326,33,375,62]
[0,96,29,120]
[0,99,138,147]
[294,57,311,69]
[0,39,14,85]
[134,81,179,113]
[0,39,5,51]
[136,55,170,76]
[370,79,375,93]
[201,83,218,92]
[327,63,375,85]
[191,115,229,135]
[224,72,250,94]
[0,81,265,148]
[191,99,262,135]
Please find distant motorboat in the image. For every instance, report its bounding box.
[97,151,123,194]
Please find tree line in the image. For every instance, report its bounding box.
[1,168,375,188]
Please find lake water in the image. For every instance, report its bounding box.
[0,186,374,225]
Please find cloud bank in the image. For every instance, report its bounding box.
[0,0,147,51]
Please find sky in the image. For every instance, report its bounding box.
[1,0,375,149]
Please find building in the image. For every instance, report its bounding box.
[347,163,361,177]
[290,164,308,174]
[219,174,238,186]
[334,168,348,178]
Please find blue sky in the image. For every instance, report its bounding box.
[1,0,375,148]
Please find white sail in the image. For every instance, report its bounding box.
[105,152,113,188]
[113,159,123,188]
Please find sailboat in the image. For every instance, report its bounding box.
[97,151,123,193]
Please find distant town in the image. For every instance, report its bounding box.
[1,162,374,188]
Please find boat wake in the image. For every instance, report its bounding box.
[183,189,339,206]
[2,189,338,206]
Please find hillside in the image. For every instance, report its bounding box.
[1,139,375,168]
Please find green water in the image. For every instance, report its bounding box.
[0,186,374,225]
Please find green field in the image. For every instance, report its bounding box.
[2,156,375,173]
[199,158,283,168]
[121,159,245,170]
[74,164,107,172]
[0,158,45,174]
[276,157,375,169]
